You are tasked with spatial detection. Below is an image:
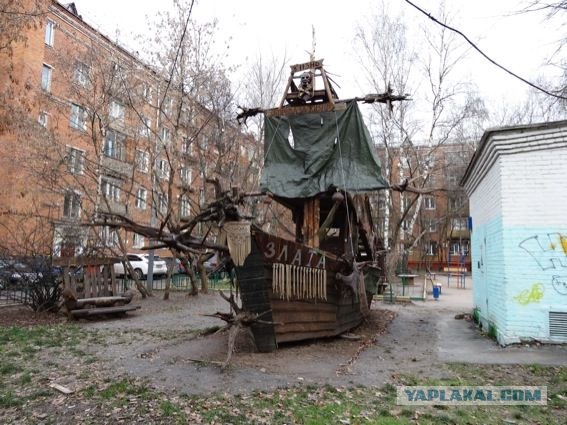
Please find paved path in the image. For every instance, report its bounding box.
[404,275,567,366]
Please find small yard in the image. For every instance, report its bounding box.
[0,292,565,424]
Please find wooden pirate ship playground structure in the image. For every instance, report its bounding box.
[222,59,407,352]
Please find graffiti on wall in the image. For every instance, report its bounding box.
[552,275,567,295]
[513,283,544,305]
[519,233,567,296]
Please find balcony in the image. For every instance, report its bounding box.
[446,228,470,239]
[98,200,127,216]
[101,155,133,178]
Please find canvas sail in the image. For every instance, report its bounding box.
[260,101,388,198]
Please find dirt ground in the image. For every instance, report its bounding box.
[66,291,447,395]
[0,291,443,394]
[2,289,566,424]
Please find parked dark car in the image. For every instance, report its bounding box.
[0,259,43,289]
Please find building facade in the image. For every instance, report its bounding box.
[0,1,257,258]
[462,121,567,345]
[376,142,473,272]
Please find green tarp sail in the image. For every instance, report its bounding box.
[260,101,389,199]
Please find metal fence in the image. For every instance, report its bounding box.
[115,273,232,293]
[0,282,32,307]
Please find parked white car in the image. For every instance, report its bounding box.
[113,254,167,280]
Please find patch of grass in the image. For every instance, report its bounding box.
[99,378,151,402]
[0,390,24,408]
[0,363,20,375]
[83,385,96,398]
[159,400,183,417]
[19,371,32,385]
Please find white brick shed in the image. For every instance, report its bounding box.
[461,120,567,345]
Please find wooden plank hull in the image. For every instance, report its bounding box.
[235,230,367,352]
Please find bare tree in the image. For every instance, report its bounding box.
[355,3,487,280]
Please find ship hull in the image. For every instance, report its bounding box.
[235,229,368,352]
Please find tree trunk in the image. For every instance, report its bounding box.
[197,260,209,294]
[163,261,173,300]
[124,260,151,298]
[177,253,198,296]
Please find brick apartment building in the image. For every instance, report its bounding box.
[375,142,473,272]
[0,1,257,257]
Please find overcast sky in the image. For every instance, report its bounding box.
[72,0,561,111]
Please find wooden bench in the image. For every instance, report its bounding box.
[70,305,141,317]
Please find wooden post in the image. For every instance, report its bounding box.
[303,198,320,248]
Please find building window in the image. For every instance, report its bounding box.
[181,137,192,154]
[156,158,170,180]
[132,233,145,249]
[143,84,152,102]
[100,226,118,247]
[451,217,468,231]
[74,62,90,87]
[424,196,436,210]
[450,241,468,256]
[63,191,81,218]
[400,195,412,212]
[109,100,125,123]
[70,104,87,131]
[104,130,126,161]
[135,150,149,173]
[45,20,55,46]
[67,147,84,174]
[180,166,191,184]
[41,64,52,91]
[180,195,190,217]
[38,111,48,127]
[157,193,168,214]
[426,221,437,233]
[139,117,151,138]
[447,173,459,187]
[449,196,461,211]
[163,97,173,116]
[135,188,147,209]
[101,179,121,202]
[425,241,437,256]
[159,127,170,144]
